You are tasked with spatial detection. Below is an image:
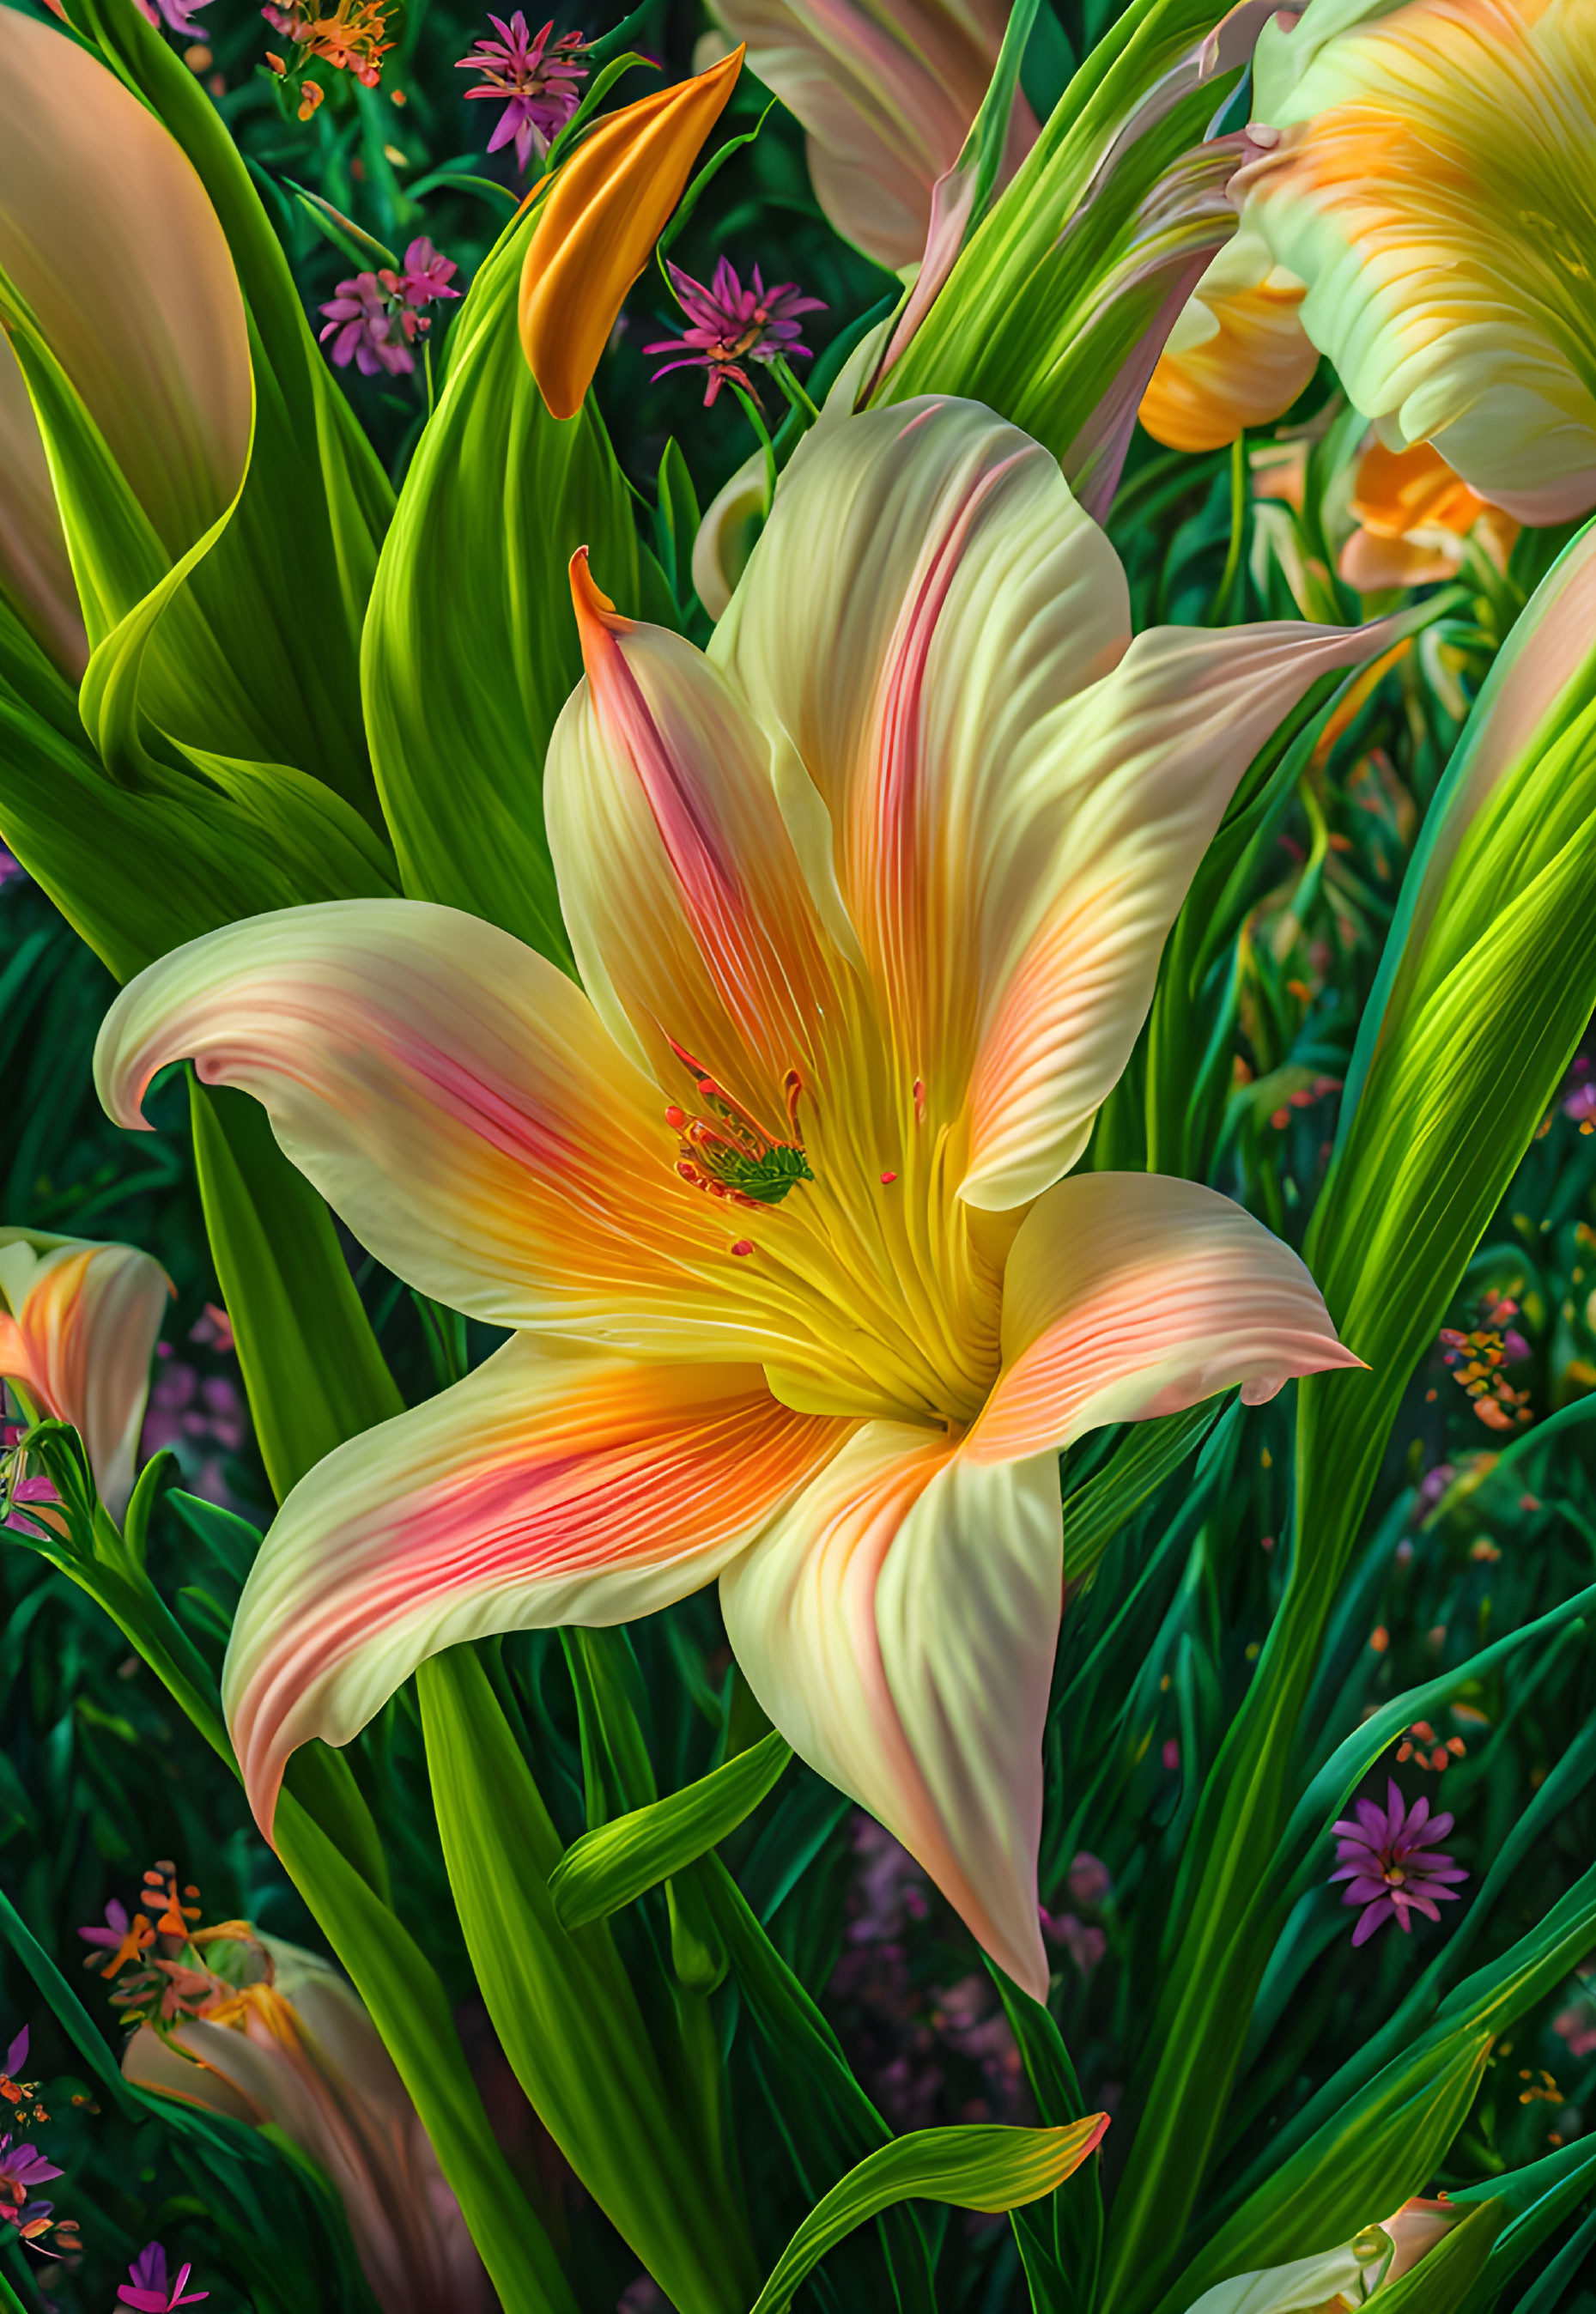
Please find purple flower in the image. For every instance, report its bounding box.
[319,240,460,378]
[1330,1779,1468,1947]
[645,258,825,407]
[458,13,587,176]
[0,2135,62,2209]
[0,847,23,889]
[319,272,419,377]
[119,2243,209,2311]
[132,0,210,36]
[1039,1909,1106,1976]
[395,236,460,308]
[1067,1852,1113,1910]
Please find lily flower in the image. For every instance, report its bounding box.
[121,1930,491,2314]
[1236,0,1596,522]
[518,47,744,419]
[702,0,1036,270]
[1184,2196,1462,2314]
[1138,226,1318,453]
[1338,440,1518,595]
[0,1230,171,1524]
[96,398,1384,1997]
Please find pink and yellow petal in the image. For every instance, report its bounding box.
[1241,0,1596,520]
[547,553,847,1129]
[721,1423,1062,1997]
[93,898,817,1363]
[968,1172,1360,1464]
[224,1337,849,1832]
[0,8,250,562]
[0,1228,171,1520]
[958,613,1397,1209]
[713,396,1130,1121]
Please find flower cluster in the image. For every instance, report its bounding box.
[143,1305,246,1509]
[646,258,824,408]
[1438,1303,1532,1433]
[0,2028,79,2268]
[319,238,460,379]
[1330,1782,1468,1947]
[1395,1719,1468,1774]
[457,13,588,174]
[262,0,394,116]
[79,1863,223,2029]
[1041,1851,1114,1977]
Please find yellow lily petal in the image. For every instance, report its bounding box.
[0,5,250,560]
[1139,228,1319,453]
[519,47,743,420]
[1337,438,1518,592]
[1238,0,1596,520]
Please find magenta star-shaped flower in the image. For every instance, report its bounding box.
[457,13,587,175]
[645,258,826,408]
[1330,1778,1468,1946]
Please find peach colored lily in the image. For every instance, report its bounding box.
[124,1931,491,2314]
[0,1230,170,1523]
[96,398,1386,1997]
[705,0,1036,270]
[1138,226,1318,454]
[519,48,744,420]
[1338,440,1518,595]
[0,7,250,626]
[1236,0,1596,523]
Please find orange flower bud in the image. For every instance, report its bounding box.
[519,46,743,419]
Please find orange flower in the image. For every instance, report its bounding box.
[518,47,743,419]
[1338,440,1519,593]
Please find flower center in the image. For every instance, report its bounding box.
[664,1040,814,1211]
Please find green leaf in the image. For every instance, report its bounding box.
[1059,1401,1223,1582]
[416,1646,756,2314]
[985,1966,1103,2314]
[363,192,644,963]
[188,1077,404,1501]
[1369,2206,1508,2314]
[549,1731,792,1928]
[748,2118,1110,2314]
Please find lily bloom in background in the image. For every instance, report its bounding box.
[1237,0,1596,522]
[457,12,588,173]
[518,46,743,417]
[1185,2197,1462,2314]
[1330,1780,1467,1944]
[0,1230,171,1523]
[1138,227,1318,453]
[119,2244,209,2311]
[1338,440,1518,595]
[702,0,1035,270]
[646,258,824,406]
[88,1872,489,2314]
[97,398,1388,1998]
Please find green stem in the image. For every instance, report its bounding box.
[771,354,820,423]
[1210,431,1247,625]
[731,380,779,514]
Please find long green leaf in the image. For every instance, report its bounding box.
[549,1732,792,1928]
[749,2119,1108,2314]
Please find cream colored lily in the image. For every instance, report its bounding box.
[1184,2196,1462,2314]
[124,1931,491,2314]
[1139,225,1318,453]
[1235,0,1596,522]
[0,1229,171,1522]
[705,0,1037,270]
[96,398,1384,1997]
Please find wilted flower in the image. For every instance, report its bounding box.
[457,12,587,174]
[319,240,459,379]
[119,2244,209,2311]
[646,258,825,407]
[1330,1779,1467,1946]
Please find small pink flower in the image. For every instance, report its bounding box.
[1067,1853,1113,1910]
[1330,1779,1468,1946]
[645,258,825,408]
[0,848,23,888]
[132,0,209,36]
[457,13,587,175]
[118,2242,208,2311]
[319,240,460,378]
[1039,1909,1107,1976]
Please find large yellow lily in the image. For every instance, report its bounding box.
[1236,0,1596,521]
[97,398,1381,1995]
[1138,226,1318,453]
